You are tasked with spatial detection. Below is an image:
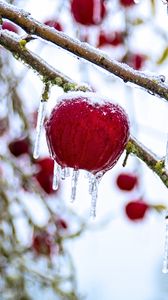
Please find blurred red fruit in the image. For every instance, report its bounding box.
[98,31,124,47]
[55,218,68,231]
[8,137,30,157]
[119,0,136,7]
[71,0,106,26]
[32,231,54,256]
[44,20,63,31]
[116,173,138,191]
[45,92,130,175]
[2,21,18,33]
[125,200,149,221]
[125,53,146,70]
[34,157,56,194]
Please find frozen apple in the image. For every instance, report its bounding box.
[45,92,130,175]
[45,92,129,216]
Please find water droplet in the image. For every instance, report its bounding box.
[90,175,98,218]
[159,75,166,83]
[71,169,79,202]
[147,90,155,96]
[52,161,60,190]
[33,100,46,159]
[162,214,168,273]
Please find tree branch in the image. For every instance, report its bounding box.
[0,1,168,101]
[127,137,168,188]
[0,32,89,92]
[0,31,167,189]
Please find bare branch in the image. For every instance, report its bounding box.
[127,137,168,187]
[0,1,168,101]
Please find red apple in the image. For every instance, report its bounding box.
[125,200,149,221]
[71,0,107,26]
[98,31,124,47]
[124,53,146,70]
[119,0,136,7]
[116,172,138,191]
[8,137,30,157]
[2,21,18,33]
[45,92,130,175]
[34,157,56,194]
[44,20,63,31]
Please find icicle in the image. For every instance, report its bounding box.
[65,167,70,177]
[52,161,60,190]
[165,136,168,170]
[90,176,98,218]
[61,167,66,180]
[88,173,94,194]
[162,213,168,273]
[71,169,79,202]
[61,167,70,179]
[33,100,46,159]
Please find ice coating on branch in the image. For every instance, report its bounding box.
[165,135,168,170]
[33,101,46,159]
[162,214,168,273]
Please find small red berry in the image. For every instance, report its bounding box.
[119,0,136,7]
[8,137,30,157]
[98,31,124,47]
[116,172,138,191]
[45,92,130,175]
[71,0,106,26]
[34,157,56,194]
[44,20,63,31]
[2,21,18,33]
[125,200,149,221]
[32,231,54,256]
